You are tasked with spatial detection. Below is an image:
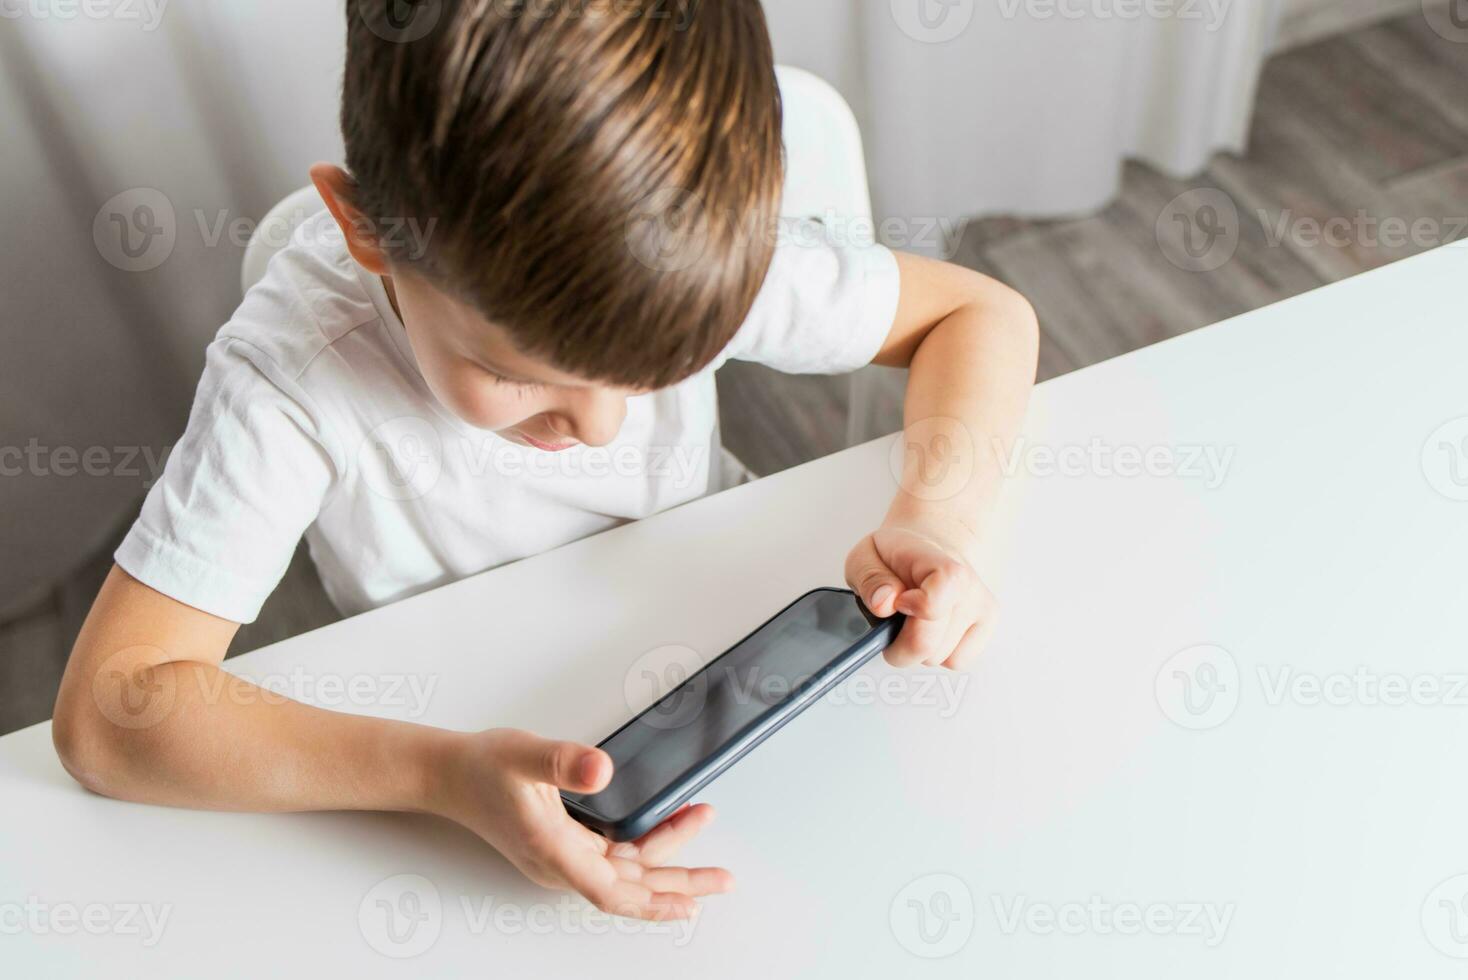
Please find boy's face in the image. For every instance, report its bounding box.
[389,269,644,452]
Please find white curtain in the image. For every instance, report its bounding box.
[764,0,1283,234]
[0,2,346,615]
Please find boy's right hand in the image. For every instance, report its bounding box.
[431,729,734,921]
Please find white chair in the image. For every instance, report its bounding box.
[242,66,893,444]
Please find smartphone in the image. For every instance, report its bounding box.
[562,587,904,842]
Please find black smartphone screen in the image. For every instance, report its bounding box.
[565,589,886,827]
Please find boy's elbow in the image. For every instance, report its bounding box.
[966,273,1039,363]
[988,279,1040,348]
[52,694,125,797]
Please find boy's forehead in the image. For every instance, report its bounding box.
[411,273,632,391]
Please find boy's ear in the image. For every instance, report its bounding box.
[309,163,391,275]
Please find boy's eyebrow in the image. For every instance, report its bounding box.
[474,354,589,389]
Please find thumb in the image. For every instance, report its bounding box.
[845,535,905,617]
[503,731,612,793]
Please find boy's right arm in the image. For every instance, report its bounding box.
[52,566,731,920]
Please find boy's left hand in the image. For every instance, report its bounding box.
[845,519,998,671]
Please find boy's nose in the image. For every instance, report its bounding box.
[560,390,627,448]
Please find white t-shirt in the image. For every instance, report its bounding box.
[117,211,900,622]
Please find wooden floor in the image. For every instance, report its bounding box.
[4,11,1467,735]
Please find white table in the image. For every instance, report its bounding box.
[4,242,1467,977]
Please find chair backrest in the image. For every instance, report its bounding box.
[772,66,875,242]
[241,66,873,294]
[240,184,327,295]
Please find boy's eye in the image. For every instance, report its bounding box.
[484,368,546,393]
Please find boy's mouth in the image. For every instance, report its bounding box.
[515,431,578,453]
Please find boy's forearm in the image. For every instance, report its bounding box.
[60,659,457,816]
[887,292,1039,549]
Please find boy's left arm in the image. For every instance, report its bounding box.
[845,252,1040,670]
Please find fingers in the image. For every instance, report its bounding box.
[844,536,905,618]
[554,852,710,921]
[499,731,612,793]
[942,617,996,671]
[883,564,966,667]
[612,803,715,866]
[884,564,997,669]
[636,864,736,897]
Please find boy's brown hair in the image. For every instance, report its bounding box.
[341,0,784,390]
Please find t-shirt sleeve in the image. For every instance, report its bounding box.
[720,219,902,374]
[114,337,337,623]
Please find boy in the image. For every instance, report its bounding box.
[53,0,1037,922]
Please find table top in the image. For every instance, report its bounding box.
[3,241,1466,978]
